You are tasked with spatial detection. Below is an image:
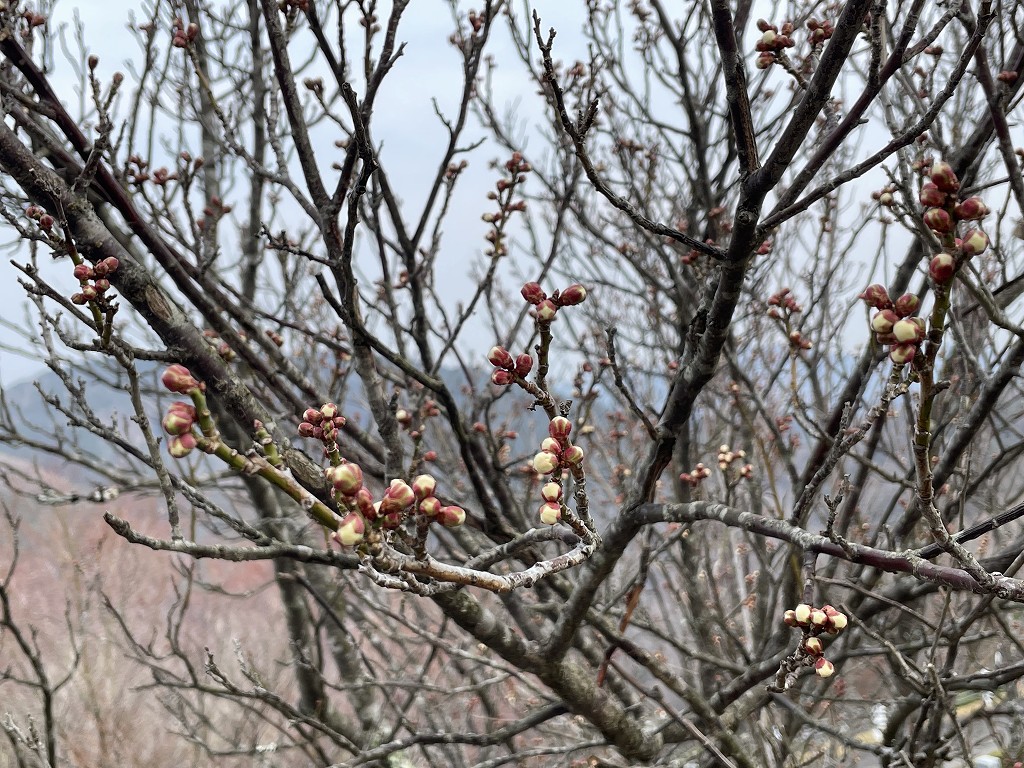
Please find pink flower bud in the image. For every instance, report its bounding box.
[540,437,562,454]
[93,279,110,293]
[161,364,199,393]
[423,450,438,462]
[539,501,562,525]
[380,478,415,514]
[918,181,946,207]
[73,263,93,280]
[954,196,989,220]
[71,293,87,305]
[858,284,891,309]
[418,496,441,516]
[541,481,562,502]
[548,416,572,441]
[438,505,466,527]
[521,282,546,304]
[162,402,196,435]
[557,284,587,306]
[892,318,923,343]
[803,636,824,656]
[825,608,848,632]
[491,369,513,386]
[302,408,323,424]
[533,451,559,474]
[793,603,812,625]
[334,512,365,546]
[395,408,413,426]
[929,253,956,283]
[929,159,959,192]
[535,299,558,322]
[960,228,988,257]
[412,474,436,500]
[814,657,835,678]
[923,207,953,233]
[783,609,797,627]
[487,346,514,369]
[168,432,197,458]
[562,445,585,466]
[893,293,920,317]
[514,354,533,378]
[100,257,120,274]
[889,343,917,364]
[320,403,340,419]
[810,608,828,627]
[327,462,363,496]
[81,285,98,301]
[870,309,899,335]
[355,487,376,519]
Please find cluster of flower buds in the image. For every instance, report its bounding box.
[25,204,56,233]
[860,285,926,364]
[920,161,990,269]
[488,346,533,386]
[532,417,584,505]
[161,364,202,394]
[806,17,834,44]
[171,17,199,48]
[70,257,119,306]
[20,8,47,30]
[679,462,712,487]
[783,602,848,678]
[766,288,812,351]
[298,403,347,443]
[871,184,896,208]
[717,444,753,480]
[520,281,587,324]
[162,401,198,457]
[480,152,532,256]
[754,19,795,69]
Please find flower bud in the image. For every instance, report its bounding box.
[793,603,812,625]
[438,505,466,527]
[960,228,988,257]
[929,253,956,283]
[162,402,196,435]
[487,345,514,369]
[918,181,946,207]
[355,487,376,519]
[71,293,87,305]
[930,159,959,192]
[418,496,441,516]
[858,284,891,309]
[814,657,835,678]
[73,263,93,280]
[541,481,563,502]
[100,257,120,273]
[533,451,559,474]
[889,343,917,364]
[893,293,920,317]
[825,609,848,632]
[548,416,572,441]
[161,364,199,393]
[380,478,416,514]
[412,474,436,500]
[540,437,561,454]
[558,283,587,306]
[803,636,824,656]
[562,445,585,466]
[168,432,197,458]
[514,353,533,378]
[892,318,923,343]
[302,407,323,424]
[320,402,340,419]
[954,196,989,220]
[535,299,558,322]
[923,207,953,233]
[870,309,899,335]
[327,462,363,496]
[491,369,513,386]
[810,608,828,627]
[539,501,562,525]
[335,512,365,546]
[783,609,798,627]
[521,281,546,304]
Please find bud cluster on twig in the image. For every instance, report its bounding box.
[859,285,926,365]
[780,602,849,682]
[766,287,812,351]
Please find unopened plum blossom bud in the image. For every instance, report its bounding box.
[491,369,513,386]
[99,257,120,273]
[380,478,415,514]
[558,284,587,306]
[783,609,798,627]
[168,432,197,458]
[71,292,87,305]
[892,318,923,343]
[412,474,436,500]
[889,343,917,364]
[535,299,558,322]
[395,408,412,426]
[923,207,953,233]
[514,354,533,378]
[794,603,812,625]
[488,345,514,369]
[438,505,466,527]
[825,608,848,632]
[954,196,989,220]
[334,512,365,546]
[541,481,563,502]
[297,421,317,437]
[162,364,199,393]
[162,402,196,435]
[73,263,92,280]
[533,451,559,474]
[870,309,899,335]
[918,181,946,207]
[355,487,376,519]
[929,253,956,283]
[548,416,572,441]
[893,293,920,317]
[960,228,989,256]
[320,402,340,419]
[423,450,438,462]
[563,445,585,466]
[803,636,824,656]
[521,281,546,304]
[418,496,441,516]
[302,407,323,424]
[810,608,828,627]
[930,159,959,192]
[814,657,835,678]
[327,462,363,495]
[539,501,561,525]
[858,284,891,309]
